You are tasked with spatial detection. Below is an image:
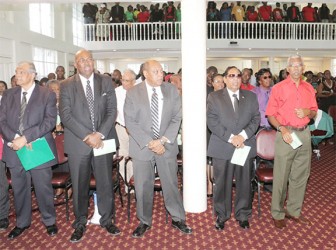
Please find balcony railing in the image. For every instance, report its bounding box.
[84,21,336,42]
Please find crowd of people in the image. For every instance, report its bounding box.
[83,2,336,24]
[0,53,335,242]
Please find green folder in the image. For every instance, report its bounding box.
[16,137,55,171]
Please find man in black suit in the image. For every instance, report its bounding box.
[0,61,58,239]
[207,66,260,231]
[60,49,120,243]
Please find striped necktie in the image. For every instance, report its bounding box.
[86,80,95,131]
[19,92,28,135]
[151,87,160,139]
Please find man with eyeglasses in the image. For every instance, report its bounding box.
[115,69,136,193]
[252,68,273,129]
[124,60,192,238]
[0,61,58,239]
[266,55,318,230]
[59,49,120,242]
[207,66,260,231]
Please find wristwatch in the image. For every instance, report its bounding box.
[160,139,165,145]
[277,125,283,132]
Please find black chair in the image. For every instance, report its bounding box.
[53,133,72,221]
[254,128,276,217]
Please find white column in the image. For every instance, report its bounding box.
[181,0,207,213]
[269,56,274,72]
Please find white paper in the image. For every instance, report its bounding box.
[230,146,251,166]
[93,139,116,156]
[290,132,302,149]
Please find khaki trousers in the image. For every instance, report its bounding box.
[271,128,311,219]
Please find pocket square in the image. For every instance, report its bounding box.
[102,93,107,96]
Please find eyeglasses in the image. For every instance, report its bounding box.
[262,76,272,79]
[226,74,242,78]
[77,58,94,64]
[288,64,303,68]
[214,80,224,83]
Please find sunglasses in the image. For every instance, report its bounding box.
[262,76,272,79]
[227,74,242,78]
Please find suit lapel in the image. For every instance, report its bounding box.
[139,82,153,131]
[223,88,235,117]
[160,83,168,126]
[74,74,90,113]
[93,73,102,115]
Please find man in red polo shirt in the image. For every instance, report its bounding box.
[258,2,272,21]
[302,3,317,22]
[240,68,255,91]
[266,55,318,230]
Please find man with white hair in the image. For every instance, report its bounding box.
[266,55,318,230]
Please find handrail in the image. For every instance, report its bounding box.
[84,21,336,42]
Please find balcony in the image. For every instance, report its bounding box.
[84,21,336,58]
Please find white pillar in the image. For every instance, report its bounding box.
[269,56,274,72]
[181,0,207,213]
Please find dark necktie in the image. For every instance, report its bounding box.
[151,88,160,139]
[233,94,239,118]
[265,90,270,107]
[86,80,95,131]
[19,92,28,135]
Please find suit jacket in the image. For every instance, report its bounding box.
[0,85,58,169]
[207,88,260,160]
[59,73,118,155]
[124,81,182,160]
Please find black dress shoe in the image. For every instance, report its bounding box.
[103,224,121,236]
[172,220,193,234]
[132,223,151,238]
[46,224,58,236]
[0,218,9,231]
[215,217,225,231]
[70,225,86,243]
[8,226,30,239]
[238,220,250,229]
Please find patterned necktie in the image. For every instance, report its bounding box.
[233,94,239,118]
[86,80,95,131]
[151,87,160,139]
[19,92,28,135]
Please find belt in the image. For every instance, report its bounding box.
[115,122,126,128]
[285,125,307,131]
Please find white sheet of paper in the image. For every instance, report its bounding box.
[230,146,251,166]
[93,139,116,156]
[290,132,302,149]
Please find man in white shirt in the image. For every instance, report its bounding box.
[115,69,136,192]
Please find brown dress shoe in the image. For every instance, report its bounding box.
[285,213,310,225]
[273,219,286,230]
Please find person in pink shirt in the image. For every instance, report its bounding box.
[240,68,255,91]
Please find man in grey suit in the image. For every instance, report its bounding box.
[59,49,120,243]
[124,60,192,238]
[0,61,58,239]
[207,66,260,231]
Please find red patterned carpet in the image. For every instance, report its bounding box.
[1,143,335,250]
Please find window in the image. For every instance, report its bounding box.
[96,60,105,74]
[332,59,336,77]
[29,3,54,37]
[32,47,58,79]
[72,3,84,46]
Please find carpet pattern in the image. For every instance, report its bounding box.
[0,143,335,249]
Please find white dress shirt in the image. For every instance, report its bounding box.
[115,85,126,126]
[79,74,94,99]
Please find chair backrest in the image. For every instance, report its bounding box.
[256,128,276,160]
[328,105,336,122]
[55,133,68,164]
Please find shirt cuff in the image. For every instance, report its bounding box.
[96,132,105,140]
[239,130,248,140]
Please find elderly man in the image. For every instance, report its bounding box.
[0,61,58,239]
[266,55,318,230]
[115,69,136,192]
[207,66,260,231]
[124,60,192,238]
[60,49,120,242]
